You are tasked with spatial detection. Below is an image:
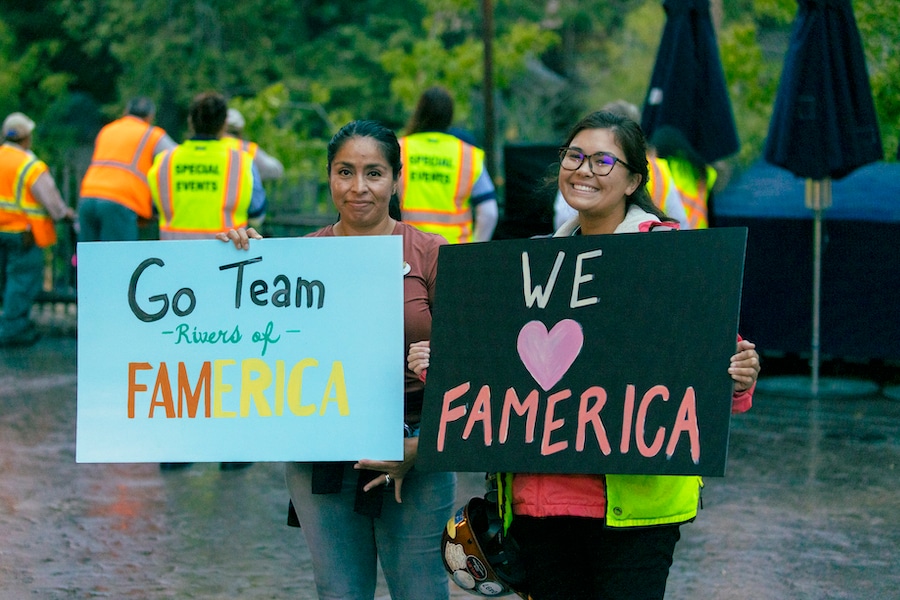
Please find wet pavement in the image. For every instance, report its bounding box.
[2,308,899,599]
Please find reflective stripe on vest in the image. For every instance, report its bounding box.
[153,144,250,240]
[399,133,483,244]
[646,157,670,212]
[222,135,258,159]
[88,125,155,186]
[79,116,166,218]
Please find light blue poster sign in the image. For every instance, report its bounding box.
[76,236,405,463]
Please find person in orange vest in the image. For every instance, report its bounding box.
[77,97,178,242]
[399,86,498,243]
[0,112,76,347]
[149,91,266,242]
[223,108,285,182]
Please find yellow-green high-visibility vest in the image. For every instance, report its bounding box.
[149,139,253,240]
[399,132,484,244]
[668,158,717,230]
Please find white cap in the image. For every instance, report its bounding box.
[3,112,35,140]
[226,108,245,131]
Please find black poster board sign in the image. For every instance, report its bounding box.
[417,228,747,476]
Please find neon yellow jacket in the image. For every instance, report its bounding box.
[399,132,484,244]
[149,139,253,240]
[668,158,717,230]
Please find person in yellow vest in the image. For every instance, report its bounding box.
[150,92,264,471]
[223,108,285,182]
[650,126,717,230]
[554,100,689,230]
[0,112,76,347]
[149,91,266,241]
[78,97,178,241]
[399,86,498,243]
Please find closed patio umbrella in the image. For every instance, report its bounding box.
[763,0,882,396]
[641,0,739,164]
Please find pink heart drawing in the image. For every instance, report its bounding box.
[516,319,584,391]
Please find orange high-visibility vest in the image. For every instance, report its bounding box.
[0,144,56,247]
[149,140,253,240]
[399,132,483,244]
[79,116,167,219]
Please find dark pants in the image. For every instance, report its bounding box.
[0,231,43,343]
[78,197,139,242]
[509,515,681,600]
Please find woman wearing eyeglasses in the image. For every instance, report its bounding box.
[409,111,759,600]
[515,111,758,599]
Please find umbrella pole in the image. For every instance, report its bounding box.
[806,178,831,396]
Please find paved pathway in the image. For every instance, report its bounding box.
[2,322,899,599]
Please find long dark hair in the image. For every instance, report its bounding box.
[405,86,454,135]
[560,111,673,223]
[326,120,403,220]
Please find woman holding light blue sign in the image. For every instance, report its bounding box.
[219,119,455,600]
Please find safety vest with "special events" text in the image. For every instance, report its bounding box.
[79,115,167,219]
[0,144,56,247]
[399,132,484,244]
[149,140,253,240]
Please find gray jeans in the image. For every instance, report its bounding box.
[285,462,455,600]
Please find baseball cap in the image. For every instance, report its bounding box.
[3,112,36,141]
[226,108,245,131]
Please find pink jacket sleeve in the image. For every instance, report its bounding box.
[732,383,754,414]
[731,334,755,414]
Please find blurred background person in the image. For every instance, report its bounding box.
[223,107,285,182]
[399,86,498,243]
[149,91,266,242]
[650,125,716,230]
[0,112,76,347]
[150,91,264,471]
[78,97,177,242]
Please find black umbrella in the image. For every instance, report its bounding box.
[765,0,881,179]
[763,0,882,395]
[641,0,739,164]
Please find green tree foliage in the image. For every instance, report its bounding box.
[0,0,897,214]
[856,0,900,158]
[380,0,558,134]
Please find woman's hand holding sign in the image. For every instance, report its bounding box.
[729,339,760,392]
[407,340,431,379]
[215,226,262,250]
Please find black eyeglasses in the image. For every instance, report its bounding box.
[558,147,635,176]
